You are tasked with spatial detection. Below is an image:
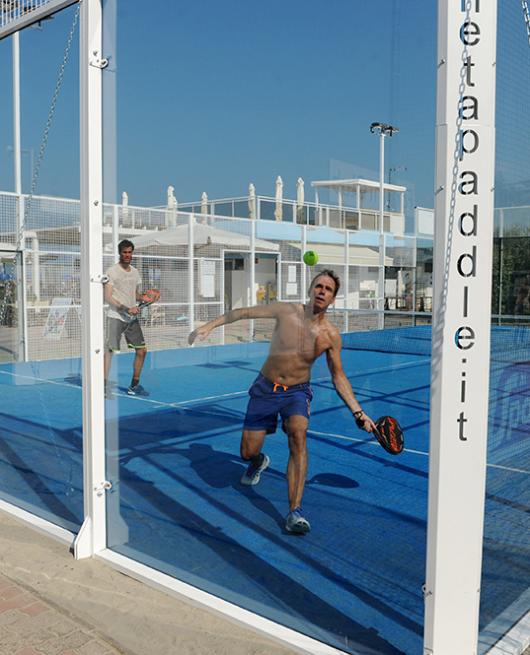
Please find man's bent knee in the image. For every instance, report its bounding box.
[240,430,265,460]
[287,429,307,454]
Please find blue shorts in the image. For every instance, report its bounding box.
[243,373,313,434]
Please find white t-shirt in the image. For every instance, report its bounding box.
[106,262,142,322]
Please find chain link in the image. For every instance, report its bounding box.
[437,0,472,323]
[0,279,14,326]
[522,0,530,46]
[18,2,81,248]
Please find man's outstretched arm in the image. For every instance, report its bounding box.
[188,302,285,345]
[325,331,376,433]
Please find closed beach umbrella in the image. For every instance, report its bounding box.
[297,177,305,208]
[248,182,256,219]
[274,175,283,221]
[201,191,209,215]
[167,185,177,227]
[121,191,129,216]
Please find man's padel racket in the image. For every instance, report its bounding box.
[120,288,160,322]
[373,415,404,455]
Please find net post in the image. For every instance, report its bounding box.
[424,1,497,653]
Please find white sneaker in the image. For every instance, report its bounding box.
[240,454,270,486]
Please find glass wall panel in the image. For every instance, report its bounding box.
[0,5,83,532]
[480,5,530,652]
[100,2,439,654]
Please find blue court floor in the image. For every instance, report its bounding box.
[0,326,528,654]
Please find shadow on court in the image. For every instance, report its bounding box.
[113,440,417,655]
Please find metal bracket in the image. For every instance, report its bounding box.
[90,51,109,69]
[91,274,109,284]
[94,480,112,497]
[422,583,433,600]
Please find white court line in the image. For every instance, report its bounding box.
[309,429,429,457]
[2,368,528,475]
[0,356,427,407]
[0,369,80,390]
[0,368,249,409]
[309,429,530,475]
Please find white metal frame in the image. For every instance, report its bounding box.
[425,1,497,654]
[0,0,79,38]
[73,0,106,559]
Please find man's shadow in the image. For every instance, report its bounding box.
[175,442,286,529]
[175,442,359,532]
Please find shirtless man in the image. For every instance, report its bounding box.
[188,270,376,534]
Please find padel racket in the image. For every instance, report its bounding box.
[120,288,160,322]
[373,415,404,455]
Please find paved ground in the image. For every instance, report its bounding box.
[0,512,296,655]
[0,511,528,655]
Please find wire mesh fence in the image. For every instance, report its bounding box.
[0,190,465,362]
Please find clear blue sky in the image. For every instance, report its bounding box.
[1,1,528,214]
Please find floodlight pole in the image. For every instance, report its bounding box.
[370,122,398,328]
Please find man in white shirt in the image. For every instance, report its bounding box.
[104,239,149,396]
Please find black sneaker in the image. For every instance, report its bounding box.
[127,383,149,397]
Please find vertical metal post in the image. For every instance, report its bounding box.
[301,225,307,302]
[277,252,282,302]
[497,209,504,324]
[249,220,256,340]
[220,253,225,345]
[74,0,106,559]
[112,204,119,257]
[188,213,195,335]
[12,32,21,195]
[424,1,497,653]
[344,229,349,332]
[412,236,418,323]
[16,195,28,361]
[12,32,27,361]
[378,131,385,329]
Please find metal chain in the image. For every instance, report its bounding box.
[0,279,14,326]
[437,0,472,323]
[522,0,530,46]
[18,1,81,248]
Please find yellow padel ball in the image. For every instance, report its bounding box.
[303,250,318,266]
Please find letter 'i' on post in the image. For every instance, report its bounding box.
[425,2,497,655]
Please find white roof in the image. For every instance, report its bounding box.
[289,243,393,267]
[125,222,279,252]
[311,178,406,194]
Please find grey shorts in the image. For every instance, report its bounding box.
[106,317,146,352]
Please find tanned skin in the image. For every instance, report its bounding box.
[188,273,376,511]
